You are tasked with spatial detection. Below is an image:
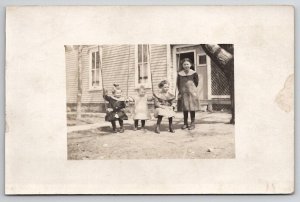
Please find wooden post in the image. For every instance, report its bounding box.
[206,55,213,112]
[76,45,83,120]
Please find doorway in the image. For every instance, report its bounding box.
[176,51,195,71]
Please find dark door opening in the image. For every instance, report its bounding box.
[177,52,195,71]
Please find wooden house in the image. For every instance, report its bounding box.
[65,44,231,113]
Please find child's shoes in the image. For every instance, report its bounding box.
[169,126,175,133]
[119,127,125,133]
[155,125,160,134]
[181,124,188,130]
[188,123,195,130]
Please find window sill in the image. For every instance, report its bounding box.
[88,88,103,92]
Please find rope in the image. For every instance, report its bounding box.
[126,45,130,98]
[98,45,107,111]
[148,44,155,95]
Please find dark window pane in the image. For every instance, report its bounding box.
[199,55,207,65]
[142,63,148,83]
[92,52,95,69]
[92,70,95,86]
[96,51,100,69]
[143,44,148,62]
[138,45,142,63]
[138,64,142,83]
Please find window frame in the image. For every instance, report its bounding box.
[135,44,152,89]
[197,53,208,67]
[88,46,103,91]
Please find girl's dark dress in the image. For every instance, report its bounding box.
[103,95,128,121]
[177,69,200,111]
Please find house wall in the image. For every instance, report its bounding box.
[150,44,168,93]
[65,49,78,104]
[65,44,232,113]
[79,45,135,104]
[66,44,168,111]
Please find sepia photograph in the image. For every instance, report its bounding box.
[65,44,235,160]
[5,5,294,194]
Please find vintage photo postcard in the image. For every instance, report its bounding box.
[5,6,294,194]
[66,44,235,160]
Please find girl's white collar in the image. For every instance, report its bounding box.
[154,91,175,100]
[178,69,196,76]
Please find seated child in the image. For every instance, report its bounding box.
[153,80,176,134]
[103,84,128,133]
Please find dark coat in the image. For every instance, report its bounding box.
[103,95,128,121]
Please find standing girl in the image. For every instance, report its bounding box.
[103,84,128,133]
[129,85,153,132]
[177,58,200,130]
[154,80,176,134]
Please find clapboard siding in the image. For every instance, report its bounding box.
[170,45,175,92]
[150,44,167,93]
[101,45,136,101]
[102,44,132,58]
[65,49,78,103]
[80,45,136,103]
[66,44,168,104]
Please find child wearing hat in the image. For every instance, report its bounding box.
[103,84,128,133]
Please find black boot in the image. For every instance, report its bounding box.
[111,121,117,133]
[133,120,138,131]
[188,111,195,130]
[169,118,175,133]
[188,123,195,130]
[155,125,160,134]
[141,120,146,132]
[155,116,162,134]
[119,119,124,133]
[181,111,189,129]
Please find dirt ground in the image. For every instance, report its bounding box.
[67,112,235,160]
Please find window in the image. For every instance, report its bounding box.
[135,44,152,88]
[197,54,207,66]
[89,47,102,90]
